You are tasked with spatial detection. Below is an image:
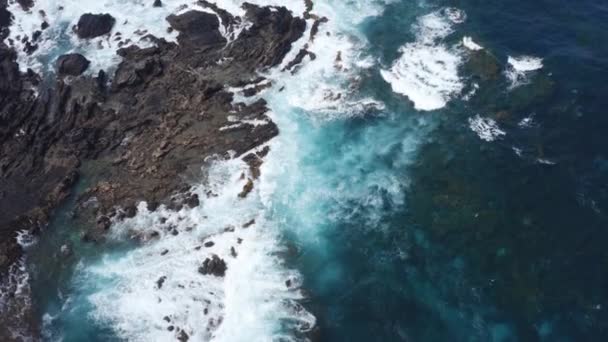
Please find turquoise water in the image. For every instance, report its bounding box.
[25,0,608,341]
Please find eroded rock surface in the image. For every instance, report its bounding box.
[0,1,310,338]
[75,13,116,39]
[56,53,90,76]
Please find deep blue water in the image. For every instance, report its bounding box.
[292,0,608,341]
[21,0,608,341]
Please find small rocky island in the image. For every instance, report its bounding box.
[0,0,322,338]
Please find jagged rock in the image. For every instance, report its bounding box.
[166,10,225,47]
[238,179,254,198]
[198,255,227,277]
[0,3,306,333]
[153,0,162,7]
[184,193,200,208]
[147,201,160,212]
[156,275,167,289]
[56,53,90,76]
[75,13,116,39]
[177,330,189,342]
[16,0,33,11]
[96,215,111,230]
[124,205,137,218]
[227,4,306,68]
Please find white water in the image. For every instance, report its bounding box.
[76,154,313,342]
[380,8,466,111]
[5,1,515,340]
[5,0,307,74]
[35,1,404,341]
[505,55,543,88]
[462,36,483,51]
[468,114,506,142]
[0,231,36,341]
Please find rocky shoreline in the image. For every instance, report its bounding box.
[0,0,317,339]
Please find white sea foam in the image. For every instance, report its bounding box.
[264,1,388,120]
[0,231,35,341]
[60,2,394,340]
[28,0,403,340]
[518,115,536,128]
[462,36,483,51]
[4,0,307,74]
[79,152,314,342]
[462,82,479,101]
[468,114,506,142]
[380,8,466,111]
[505,55,543,88]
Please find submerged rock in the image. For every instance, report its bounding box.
[60,243,73,257]
[75,13,116,39]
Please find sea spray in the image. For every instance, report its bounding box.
[380,8,467,111]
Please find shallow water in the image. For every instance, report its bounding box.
[12,0,608,341]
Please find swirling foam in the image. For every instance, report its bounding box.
[380,8,466,111]
[505,55,543,88]
[48,1,397,341]
[468,115,506,142]
[77,154,314,342]
[4,0,307,74]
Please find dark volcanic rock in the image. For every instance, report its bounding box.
[177,330,189,342]
[166,10,225,47]
[198,255,227,277]
[184,193,200,208]
[226,4,306,69]
[0,2,306,337]
[75,13,116,39]
[16,0,33,11]
[56,53,90,76]
[153,0,162,7]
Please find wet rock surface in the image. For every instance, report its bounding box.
[0,1,311,338]
[75,13,116,39]
[56,53,90,76]
[198,255,227,277]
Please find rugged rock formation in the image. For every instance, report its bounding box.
[198,255,227,277]
[0,2,311,337]
[166,10,226,47]
[75,13,116,39]
[1,0,306,264]
[56,53,90,76]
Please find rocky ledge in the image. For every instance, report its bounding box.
[0,0,312,338]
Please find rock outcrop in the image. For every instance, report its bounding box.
[0,2,311,338]
[0,1,307,280]
[56,53,90,76]
[198,255,227,277]
[75,13,116,39]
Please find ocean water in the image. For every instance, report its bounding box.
[9,0,608,341]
